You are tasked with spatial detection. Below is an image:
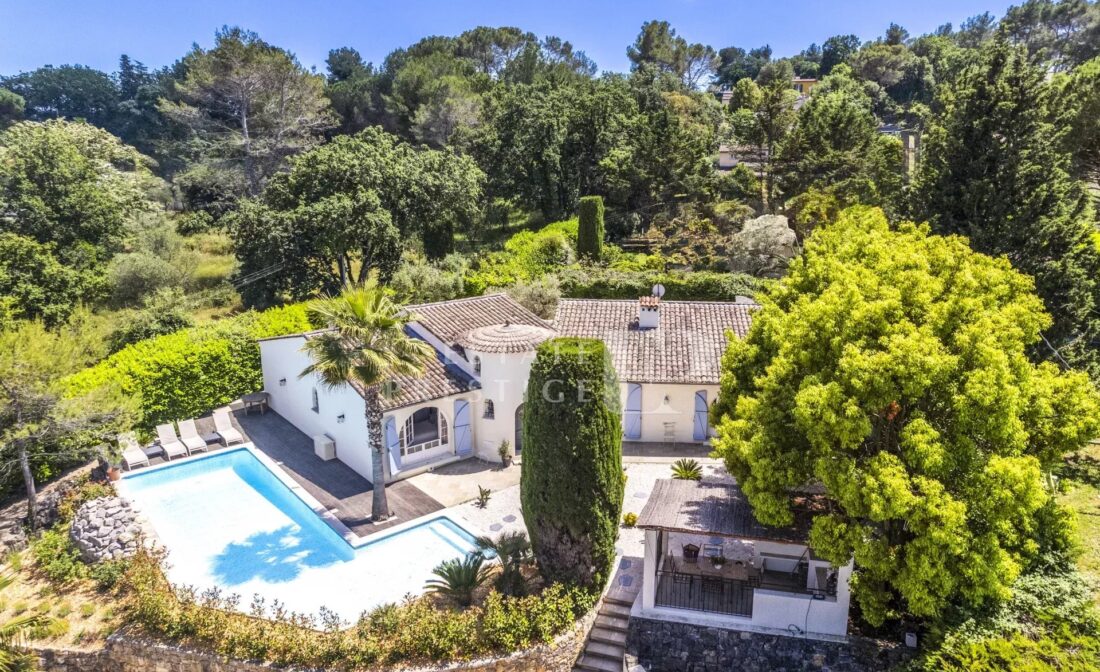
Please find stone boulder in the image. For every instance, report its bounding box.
[69,497,142,563]
[727,214,800,278]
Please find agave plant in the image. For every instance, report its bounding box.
[475,531,531,596]
[424,553,492,607]
[671,458,703,481]
[0,572,47,672]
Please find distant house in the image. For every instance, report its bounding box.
[633,478,853,639]
[258,294,757,485]
[792,77,818,96]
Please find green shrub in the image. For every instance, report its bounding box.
[623,512,638,527]
[671,459,703,481]
[89,559,130,591]
[558,266,763,301]
[521,338,623,593]
[64,303,314,429]
[107,251,188,307]
[465,219,578,294]
[31,526,86,585]
[107,288,195,353]
[56,477,115,523]
[502,275,561,319]
[120,550,586,668]
[389,254,469,304]
[424,553,492,607]
[576,196,605,261]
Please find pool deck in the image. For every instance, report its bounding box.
[144,410,446,538]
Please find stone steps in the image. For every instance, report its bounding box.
[589,626,627,647]
[573,584,637,672]
[575,653,623,672]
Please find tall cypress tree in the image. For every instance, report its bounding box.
[914,40,1100,378]
[576,195,605,261]
[520,338,623,593]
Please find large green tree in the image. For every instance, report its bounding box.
[627,21,719,89]
[230,127,483,307]
[521,337,623,592]
[712,206,1100,626]
[0,233,94,328]
[159,27,334,197]
[0,65,120,130]
[914,41,1100,378]
[301,283,434,522]
[0,119,161,262]
[726,61,798,211]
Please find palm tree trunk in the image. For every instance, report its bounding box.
[18,442,37,531]
[365,387,391,522]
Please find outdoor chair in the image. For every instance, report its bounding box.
[156,423,189,460]
[683,543,700,564]
[118,432,149,470]
[213,407,244,446]
[177,418,208,454]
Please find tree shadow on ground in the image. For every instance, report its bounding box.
[211,524,346,585]
[1062,449,1100,489]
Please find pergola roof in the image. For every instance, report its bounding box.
[636,479,813,545]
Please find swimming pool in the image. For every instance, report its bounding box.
[118,447,480,621]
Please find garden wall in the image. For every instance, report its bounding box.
[0,463,97,553]
[626,615,915,672]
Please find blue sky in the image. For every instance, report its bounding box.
[1,0,1019,76]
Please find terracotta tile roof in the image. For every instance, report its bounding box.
[346,337,480,412]
[552,299,756,384]
[405,293,553,348]
[459,323,555,353]
[637,479,811,544]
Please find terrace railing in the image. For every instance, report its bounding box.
[654,570,753,617]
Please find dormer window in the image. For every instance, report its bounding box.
[473,355,481,375]
[484,399,495,419]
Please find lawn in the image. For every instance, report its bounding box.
[1058,440,1100,596]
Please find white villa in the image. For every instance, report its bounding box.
[258,291,854,641]
[258,293,755,485]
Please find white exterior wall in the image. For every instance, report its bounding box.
[259,337,373,481]
[473,348,538,461]
[622,382,719,443]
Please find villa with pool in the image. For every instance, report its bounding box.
[115,291,854,655]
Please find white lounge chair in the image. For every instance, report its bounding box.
[177,418,208,454]
[213,407,244,446]
[118,433,149,470]
[156,423,189,460]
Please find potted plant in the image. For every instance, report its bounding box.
[710,555,727,569]
[101,443,124,482]
[498,439,513,467]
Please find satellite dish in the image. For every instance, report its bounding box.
[652,283,666,298]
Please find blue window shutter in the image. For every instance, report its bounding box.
[385,416,401,476]
[693,390,708,441]
[454,400,472,457]
[625,384,642,440]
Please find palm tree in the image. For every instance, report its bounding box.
[425,553,493,607]
[301,283,435,522]
[475,531,531,596]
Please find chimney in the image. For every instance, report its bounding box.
[638,295,660,329]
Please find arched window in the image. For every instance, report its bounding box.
[402,407,442,456]
[311,387,319,413]
[484,399,495,419]
[473,355,482,375]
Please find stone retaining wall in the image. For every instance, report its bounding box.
[32,602,598,672]
[626,615,915,672]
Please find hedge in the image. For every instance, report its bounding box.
[557,266,765,301]
[64,304,313,430]
[520,338,623,592]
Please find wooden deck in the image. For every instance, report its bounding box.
[144,409,445,538]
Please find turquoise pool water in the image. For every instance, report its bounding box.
[119,448,478,620]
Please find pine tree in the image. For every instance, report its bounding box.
[914,40,1100,378]
[520,338,623,592]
